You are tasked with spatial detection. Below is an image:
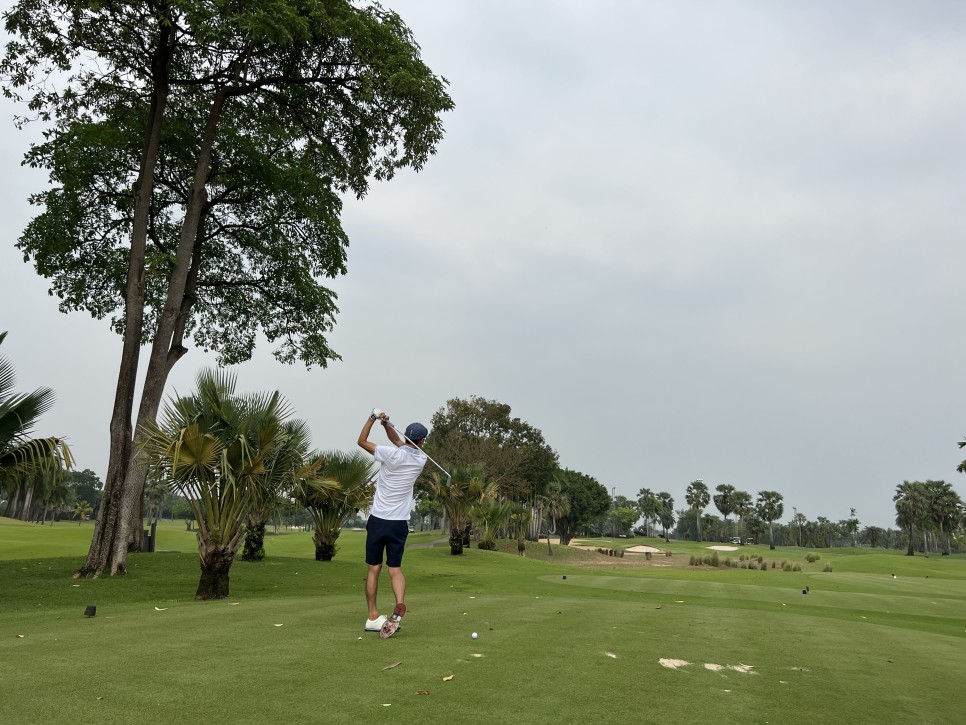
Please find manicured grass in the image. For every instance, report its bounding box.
[2,517,965,724]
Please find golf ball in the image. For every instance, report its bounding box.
[471,632,478,639]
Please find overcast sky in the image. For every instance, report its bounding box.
[2,0,965,529]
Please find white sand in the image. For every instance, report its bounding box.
[706,545,740,551]
[625,545,663,553]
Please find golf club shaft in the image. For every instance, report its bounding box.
[384,419,451,480]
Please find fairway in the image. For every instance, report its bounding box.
[2,519,964,724]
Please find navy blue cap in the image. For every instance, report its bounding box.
[405,422,428,442]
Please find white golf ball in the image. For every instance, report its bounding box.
[471,632,478,639]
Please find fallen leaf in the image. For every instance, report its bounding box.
[382,703,391,707]
[96,697,103,701]
[416,690,430,695]
[71,584,80,588]
[605,652,617,659]
[154,607,168,611]
[273,623,284,627]
[382,662,402,671]
[230,603,239,606]
[442,675,454,682]
[16,634,24,638]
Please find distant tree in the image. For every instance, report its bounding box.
[656,492,675,542]
[923,480,962,556]
[73,500,93,524]
[755,491,784,550]
[844,508,860,547]
[744,512,765,544]
[421,464,497,555]
[66,469,103,514]
[685,480,710,542]
[474,499,511,551]
[860,525,885,549]
[427,397,558,503]
[542,479,570,555]
[713,484,736,541]
[894,481,928,557]
[555,469,611,546]
[791,509,807,546]
[636,487,658,537]
[509,502,533,556]
[731,490,754,543]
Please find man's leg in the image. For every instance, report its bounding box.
[387,566,406,609]
[366,563,382,620]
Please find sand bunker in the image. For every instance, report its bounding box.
[706,545,739,551]
[625,545,663,553]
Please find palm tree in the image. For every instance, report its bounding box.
[0,331,74,517]
[845,508,860,547]
[141,369,298,599]
[731,490,753,544]
[473,499,510,551]
[792,509,807,546]
[422,464,496,555]
[509,502,533,556]
[656,491,675,542]
[637,487,658,537]
[894,481,927,557]
[292,450,375,561]
[685,480,710,542]
[543,479,570,555]
[243,419,314,562]
[924,480,961,556]
[713,484,736,541]
[755,490,784,550]
[74,500,93,524]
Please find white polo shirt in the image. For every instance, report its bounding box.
[370,444,427,520]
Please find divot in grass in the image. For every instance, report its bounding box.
[659,658,691,669]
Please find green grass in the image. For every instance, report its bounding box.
[2,518,965,724]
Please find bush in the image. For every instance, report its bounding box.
[711,552,720,567]
[792,564,802,572]
[771,561,777,569]
[760,561,768,570]
[805,553,821,563]
[689,554,697,566]
[782,561,793,572]
[823,563,833,572]
[757,556,764,564]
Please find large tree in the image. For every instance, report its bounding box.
[685,480,710,542]
[755,490,784,550]
[923,480,961,557]
[3,1,453,577]
[421,464,496,555]
[731,489,753,544]
[427,396,559,505]
[555,469,610,546]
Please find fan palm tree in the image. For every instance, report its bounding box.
[713,484,736,541]
[924,480,961,556]
[685,480,710,542]
[755,490,784,550]
[637,487,658,538]
[542,479,570,555]
[291,450,375,561]
[731,490,753,544]
[141,369,298,599]
[422,464,496,555]
[509,502,533,556]
[894,481,927,557]
[473,499,511,550]
[243,419,315,562]
[0,331,73,517]
[656,491,675,542]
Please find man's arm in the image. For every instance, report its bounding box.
[358,415,379,455]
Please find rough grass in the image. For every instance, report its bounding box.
[2,518,965,724]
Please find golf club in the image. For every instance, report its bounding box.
[372,408,451,483]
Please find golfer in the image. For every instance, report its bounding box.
[357,410,428,638]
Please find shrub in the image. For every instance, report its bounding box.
[805,553,821,563]
[711,552,720,567]
[760,562,768,570]
[771,561,777,569]
[782,561,793,572]
[792,564,802,572]
[689,554,697,566]
[823,563,833,572]
[740,562,748,569]
[724,558,733,568]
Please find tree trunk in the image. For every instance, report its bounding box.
[313,529,339,561]
[905,524,915,556]
[769,522,775,550]
[449,526,464,555]
[77,23,175,578]
[196,547,234,600]
[242,519,267,562]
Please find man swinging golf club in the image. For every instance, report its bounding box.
[357,408,428,638]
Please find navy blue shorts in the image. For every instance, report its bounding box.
[365,515,409,567]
